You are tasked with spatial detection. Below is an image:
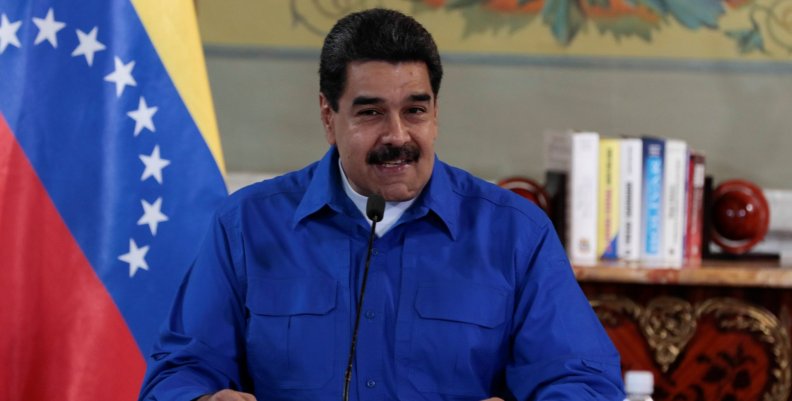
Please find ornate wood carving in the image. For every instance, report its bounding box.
[591,295,792,401]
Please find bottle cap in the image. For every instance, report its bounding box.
[624,370,654,394]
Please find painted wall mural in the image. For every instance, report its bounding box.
[198,0,792,60]
[409,0,792,55]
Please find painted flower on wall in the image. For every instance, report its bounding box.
[289,0,791,56]
[417,0,731,44]
[726,0,792,54]
[420,0,792,54]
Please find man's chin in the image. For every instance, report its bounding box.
[382,193,416,202]
[377,184,422,202]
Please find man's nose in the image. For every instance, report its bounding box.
[382,113,409,146]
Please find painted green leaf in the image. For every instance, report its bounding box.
[725,26,765,54]
[446,0,485,9]
[542,0,585,45]
[626,0,668,15]
[594,15,659,42]
[665,0,724,29]
[586,0,611,8]
[456,6,538,37]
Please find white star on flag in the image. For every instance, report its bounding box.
[104,56,137,97]
[127,97,158,136]
[139,145,171,184]
[138,197,168,236]
[32,8,66,48]
[118,239,150,278]
[71,26,106,66]
[0,13,22,54]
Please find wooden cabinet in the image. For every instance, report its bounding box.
[574,261,792,401]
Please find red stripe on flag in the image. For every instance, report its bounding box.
[0,115,145,401]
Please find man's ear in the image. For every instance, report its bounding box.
[319,93,336,145]
[432,98,439,140]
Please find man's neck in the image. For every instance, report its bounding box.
[338,159,417,237]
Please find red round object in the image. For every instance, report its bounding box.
[710,179,770,255]
[497,177,551,215]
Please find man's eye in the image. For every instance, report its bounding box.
[408,107,426,114]
[357,109,380,116]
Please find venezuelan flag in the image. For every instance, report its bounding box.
[0,1,227,399]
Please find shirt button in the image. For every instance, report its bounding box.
[366,379,376,388]
[364,311,375,320]
[371,248,378,256]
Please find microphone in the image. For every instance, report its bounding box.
[366,194,385,223]
[343,195,385,401]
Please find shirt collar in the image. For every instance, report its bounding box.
[407,155,459,240]
[293,147,459,240]
[292,147,348,228]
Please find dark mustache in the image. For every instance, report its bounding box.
[366,145,421,165]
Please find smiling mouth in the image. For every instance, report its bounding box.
[381,159,410,167]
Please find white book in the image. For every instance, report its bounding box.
[569,131,600,263]
[617,138,643,262]
[543,130,600,264]
[662,139,688,267]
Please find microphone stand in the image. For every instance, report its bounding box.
[342,195,384,401]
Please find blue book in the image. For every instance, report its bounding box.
[641,137,665,265]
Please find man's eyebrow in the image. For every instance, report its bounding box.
[410,93,432,102]
[352,96,383,106]
[351,93,432,106]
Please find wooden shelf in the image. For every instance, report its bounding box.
[572,258,792,288]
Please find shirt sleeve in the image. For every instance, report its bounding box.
[138,212,248,401]
[506,223,625,401]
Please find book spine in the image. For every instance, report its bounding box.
[641,138,665,264]
[618,138,643,262]
[662,140,688,267]
[598,138,620,259]
[570,132,600,263]
[543,130,573,248]
[684,153,706,266]
[544,170,568,247]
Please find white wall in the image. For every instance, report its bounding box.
[207,48,792,190]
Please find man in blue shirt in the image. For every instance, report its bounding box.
[138,8,624,401]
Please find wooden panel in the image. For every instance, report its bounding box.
[582,284,792,401]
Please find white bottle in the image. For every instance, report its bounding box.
[624,370,654,401]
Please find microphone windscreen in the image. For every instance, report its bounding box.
[366,195,386,223]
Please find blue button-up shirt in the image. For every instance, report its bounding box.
[138,147,624,401]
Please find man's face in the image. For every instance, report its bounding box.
[320,61,438,202]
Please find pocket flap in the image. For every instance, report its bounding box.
[415,282,508,328]
[247,276,337,316]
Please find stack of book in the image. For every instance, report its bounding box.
[544,130,706,268]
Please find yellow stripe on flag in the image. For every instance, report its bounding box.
[130,0,226,175]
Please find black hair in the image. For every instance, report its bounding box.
[319,8,443,112]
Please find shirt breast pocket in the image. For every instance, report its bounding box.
[246,277,338,389]
[409,282,510,398]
